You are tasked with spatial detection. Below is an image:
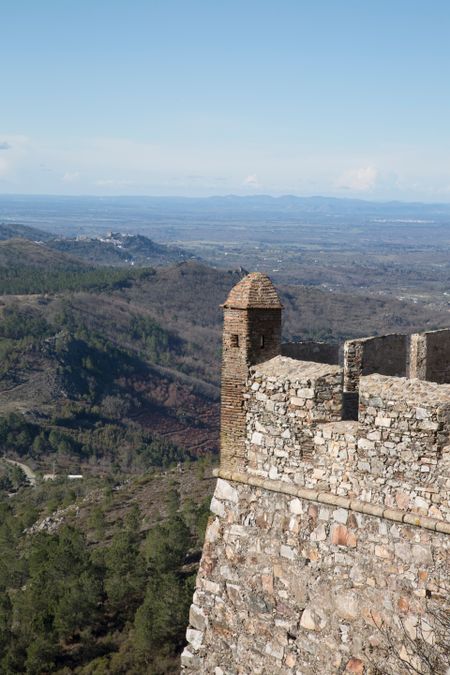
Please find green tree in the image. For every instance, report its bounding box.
[8,526,102,673]
[104,529,145,618]
[25,634,58,675]
[0,587,12,657]
[89,506,107,539]
[133,571,189,658]
[144,514,191,573]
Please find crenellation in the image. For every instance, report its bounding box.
[343,333,408,420]
[410,327,450,383]
[183,272,450,674]
[244,366,450,520]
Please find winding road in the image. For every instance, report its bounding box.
[3,458,37,486]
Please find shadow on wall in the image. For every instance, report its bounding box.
[285,329,450,420]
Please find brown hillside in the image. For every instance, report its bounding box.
[0,238,88,270]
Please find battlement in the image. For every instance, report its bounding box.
[245,358,450,522]
[218,273,450,522]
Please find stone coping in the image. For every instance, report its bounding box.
[251,355,342,380]
[214,468,450,535]
[345,332,406,345]
[360,373,450,404]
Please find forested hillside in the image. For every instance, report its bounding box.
[0,223,197,269]
[0,462,214,674]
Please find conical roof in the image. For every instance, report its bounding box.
[223,272,283,309]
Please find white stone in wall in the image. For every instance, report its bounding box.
[280,544,296,559]
[189,604,207,631]
[300,607,316,631]
[215,478,238,502]
[186,628,204,651]
[251,431,264,446]
[269,465,279,479]
[210,496,225,517]
[289,497,303,514]
[333,508,348,524]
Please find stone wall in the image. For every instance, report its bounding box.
[182,478,450,674]
[281,341,339,365]
[356,375,450,521]
[244,362,450,522]
[184,274,450,674]
[343,334,408,420]
[245,356,342,482]
[343,334,408,392]
[410,328,450,383]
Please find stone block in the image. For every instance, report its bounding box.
[215,478,238,502]
[186,628,204,651]
[331,524,357,547]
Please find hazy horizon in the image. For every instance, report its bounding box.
[2,192,450,207]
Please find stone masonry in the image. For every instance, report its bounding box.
[183,273,450,674]
[343,334,408,420]
[343,334,408,394]
[410,328,450,384]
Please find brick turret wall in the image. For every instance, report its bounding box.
[220,273,282,472]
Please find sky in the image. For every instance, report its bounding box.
[1,0,450,200]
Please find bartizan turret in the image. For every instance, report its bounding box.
[220,272,282,472]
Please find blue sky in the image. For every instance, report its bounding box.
[1,0,450,199]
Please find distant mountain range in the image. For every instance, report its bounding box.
[1,193,450,226]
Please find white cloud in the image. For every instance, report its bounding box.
[242,174,261,189]
[2,132,450,200]
[336,165,379,192]
[62,171,80,183]
[95,178,135,187]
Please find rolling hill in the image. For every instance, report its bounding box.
[0,255,448,476]
[0,238,87,271]
[0,221,198,268]
[48,232,197,267]
[0,221,54,241]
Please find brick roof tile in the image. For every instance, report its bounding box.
[223,272,283,309]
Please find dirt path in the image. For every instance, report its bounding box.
[4,458,37,486]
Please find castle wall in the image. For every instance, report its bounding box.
[410,328,450,383]
[281,341,339,365]
[245,356,342,482]
[245,360,450,522]
[343,334,408,393]
[343,335,408,419]
[184,274,450,674]
[182,478,450,674]
[357,375,450,520]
